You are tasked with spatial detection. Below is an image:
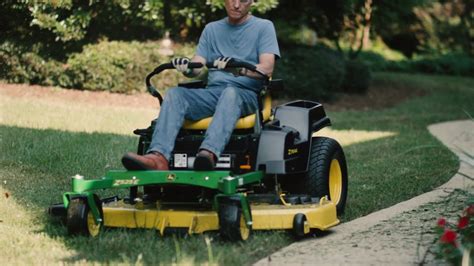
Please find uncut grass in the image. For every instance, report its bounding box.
[332,73,473,221]
[0,72,473,264]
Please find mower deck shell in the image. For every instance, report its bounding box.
[102,197,339,235]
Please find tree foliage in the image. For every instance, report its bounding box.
[1,0,470,57]
[413,0,473,55]
[3,0,278,44]
[268,0,471,57]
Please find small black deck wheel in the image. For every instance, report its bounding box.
[292,213,308,239]
[218,197,251,241]
[66,194,103,237]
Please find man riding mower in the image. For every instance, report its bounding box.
[49,59,348,241]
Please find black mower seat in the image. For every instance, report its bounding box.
[182,95,272,130]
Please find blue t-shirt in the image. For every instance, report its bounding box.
[196,16,280,92]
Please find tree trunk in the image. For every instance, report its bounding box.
[163,0,171,31]
[351,0,373,59]
[362,0,372,49]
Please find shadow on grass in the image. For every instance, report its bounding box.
[1,125,295,264]
[0,125,134,205]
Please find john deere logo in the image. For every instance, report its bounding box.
[167,173,176,181]
[288,148,298,155]
[113,179,139,186]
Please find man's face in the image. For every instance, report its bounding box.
[225,0,253,23]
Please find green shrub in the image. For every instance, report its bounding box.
[341,60,371,94]
[1,40,350,99]
[64,41,195,93]
[411,54,474,76]
[0,40,196,94]
[359,50,474,77]
[0,42,64,86]
[358,51,389,70]
[274,45,346,101]
[274,21,318,46]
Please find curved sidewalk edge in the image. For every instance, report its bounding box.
[254,120,474,265]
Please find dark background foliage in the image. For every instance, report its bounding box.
[1,0,472,99]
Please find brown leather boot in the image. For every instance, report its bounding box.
[122,151,169,171]
[194,149,217,171]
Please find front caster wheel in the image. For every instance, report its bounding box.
[218,197,251,241]
[292,213,308,239]
[66,194,103,237]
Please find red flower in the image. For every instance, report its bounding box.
[440,229,457,244]
[466,205,474,216]
[458,216,469,229]
[437,217,447,228]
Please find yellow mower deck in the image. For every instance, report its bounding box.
[103,197,339,236]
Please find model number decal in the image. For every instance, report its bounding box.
[113,179,140,186]
[288,148,298,155]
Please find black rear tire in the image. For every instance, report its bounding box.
[283,137,348,215]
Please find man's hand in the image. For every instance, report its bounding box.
[214,56,247,77]
[213,56,233,70]
[172,57,191,74]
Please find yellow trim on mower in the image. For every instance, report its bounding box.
[329,159,343,205]
[87,211,101,237]
[182,95,272,130]
[102,197,339,236]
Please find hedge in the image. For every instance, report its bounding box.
[1,41,354,100]
[359,51,474,77]
[274,45,346,101]
[341,59,371,94]
[1,40,195,94]
[62,41,194,93]
[0,42,64,86]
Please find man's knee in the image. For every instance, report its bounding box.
[165,87,186,100]
[220,87,241,104]
[163,87,191,108]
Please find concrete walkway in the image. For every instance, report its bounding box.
[255,120,474,265]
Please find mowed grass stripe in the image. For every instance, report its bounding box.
[1,95,157,135]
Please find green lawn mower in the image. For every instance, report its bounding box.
[49,60,348,241]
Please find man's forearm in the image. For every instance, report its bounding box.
[241,63,273,79]
[243,53,275,79]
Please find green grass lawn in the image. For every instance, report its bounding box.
[0,72,473,264]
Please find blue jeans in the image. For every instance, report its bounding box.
[147,85,259,160]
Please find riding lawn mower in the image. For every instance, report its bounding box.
[49,60,348,241]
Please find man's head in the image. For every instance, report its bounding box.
[225,0,253,25]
